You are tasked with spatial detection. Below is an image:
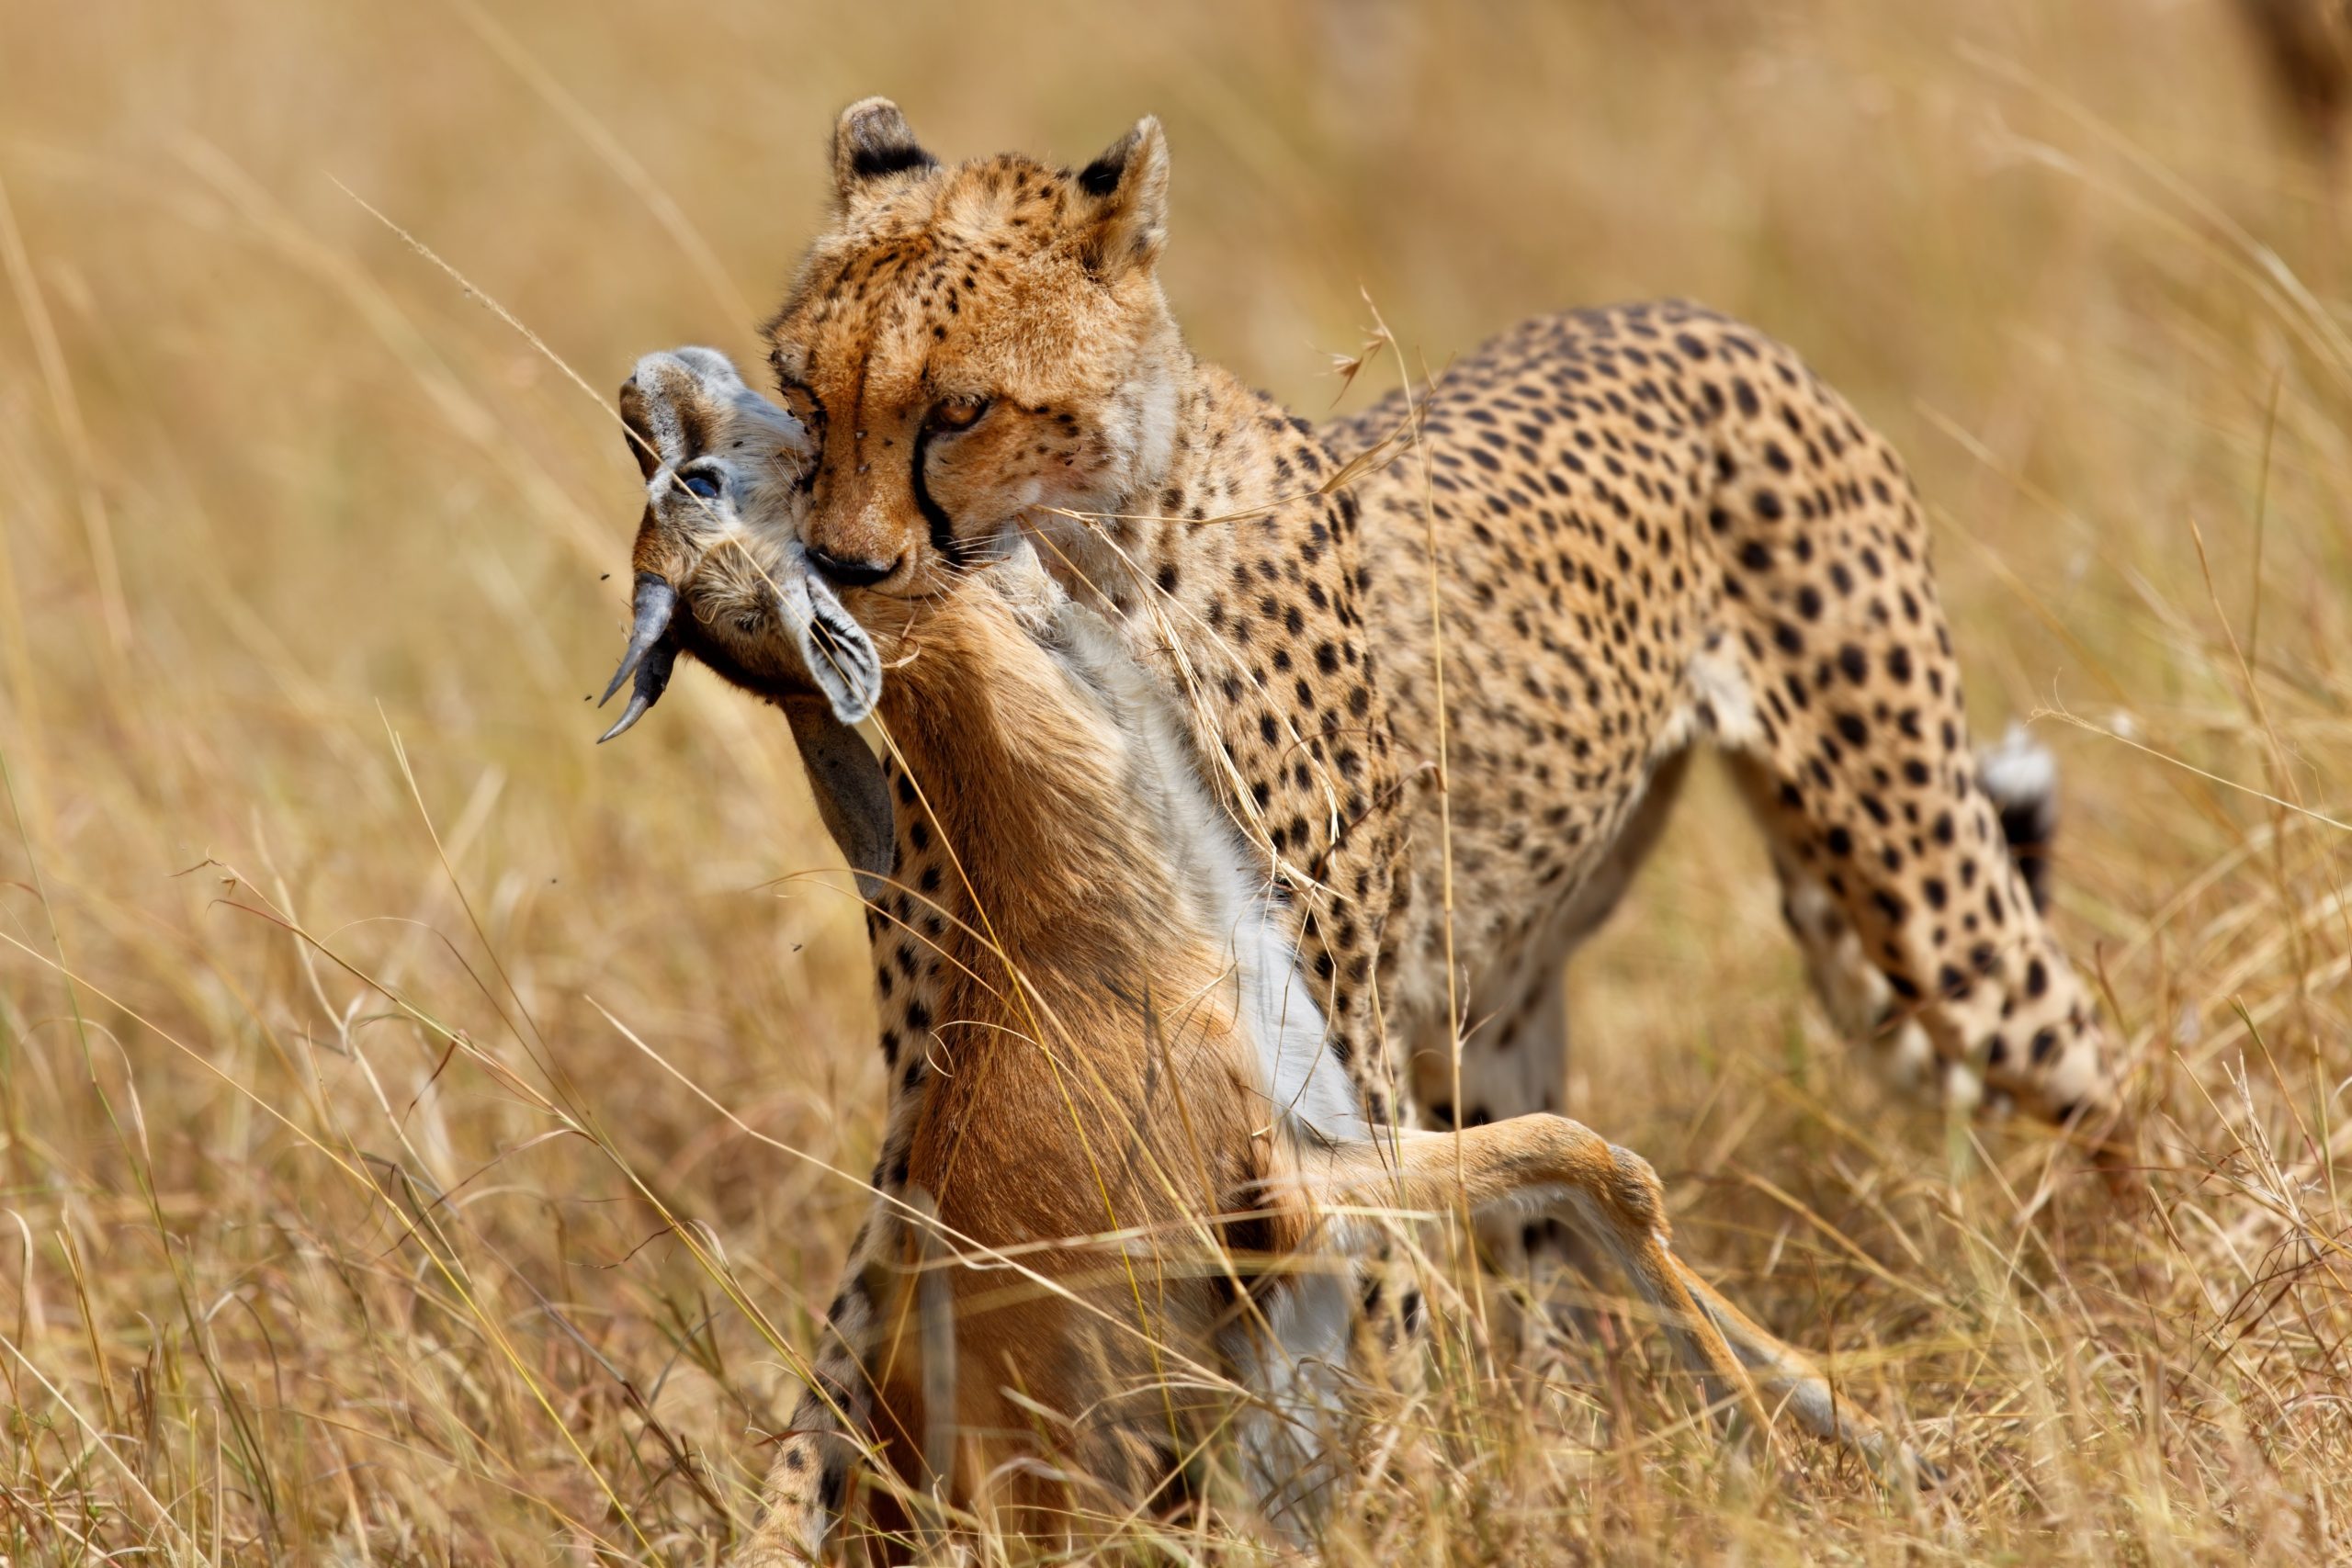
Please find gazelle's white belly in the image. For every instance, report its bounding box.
[1052,590,1368,1526]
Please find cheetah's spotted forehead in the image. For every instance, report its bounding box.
[766,112,1171,375]
[832,154,1089,244]
[772,157,1107,331]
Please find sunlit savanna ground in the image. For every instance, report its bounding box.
[1,0,2348,1561]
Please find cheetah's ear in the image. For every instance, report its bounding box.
[831,97,936,209]
[1071,117,1169,277]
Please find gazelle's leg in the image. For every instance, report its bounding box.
[1301,1121,1906,1471]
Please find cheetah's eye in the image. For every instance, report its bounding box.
[680,468,723,501]
[927,396,990,434]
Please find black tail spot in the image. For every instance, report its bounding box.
[1979,740,2059,914]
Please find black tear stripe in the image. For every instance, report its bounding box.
[910,423,967,567]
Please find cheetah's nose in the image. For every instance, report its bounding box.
[807,547,898,590]
[595,572,679,743]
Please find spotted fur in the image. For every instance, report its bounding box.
[618,361,1915,1561]
[629,99,2122,1557]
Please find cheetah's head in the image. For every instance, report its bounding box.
[758,98,1184,598]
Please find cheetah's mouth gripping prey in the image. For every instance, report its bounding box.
[597,346,893,892]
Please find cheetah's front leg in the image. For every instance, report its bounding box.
[743,784,954,1562]
[738,1212,896,1564]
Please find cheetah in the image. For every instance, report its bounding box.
[605,101,2123,1556]
[605,348,1910,1559]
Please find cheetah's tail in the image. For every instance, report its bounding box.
[1976,723,2058,915]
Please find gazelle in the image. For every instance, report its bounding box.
[601,348,1917,1560]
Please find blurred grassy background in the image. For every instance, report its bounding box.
[2,0,2348,1561]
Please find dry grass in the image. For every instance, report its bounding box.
[1,0,2349,1561]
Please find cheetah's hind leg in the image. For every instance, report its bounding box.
[1725,721,2104,1122]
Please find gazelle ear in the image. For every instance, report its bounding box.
[1071,117,1169,277]
[831,97,936,209]
[617,375,663,479]
[784,700,894,902]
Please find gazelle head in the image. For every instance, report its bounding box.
[603,346,883,740]
[602,345,892,886]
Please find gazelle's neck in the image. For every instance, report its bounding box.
[879,584,1179,974]
[881,575,1370,1147]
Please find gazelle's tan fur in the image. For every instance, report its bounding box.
[607,352,1909,1561]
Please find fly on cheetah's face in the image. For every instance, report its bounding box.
[760,97,1186,597]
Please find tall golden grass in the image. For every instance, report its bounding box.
[0,0,2346,1560]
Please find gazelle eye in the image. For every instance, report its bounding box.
[928,396,989,433]
[682,469,722,500]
